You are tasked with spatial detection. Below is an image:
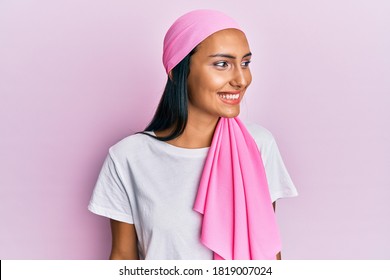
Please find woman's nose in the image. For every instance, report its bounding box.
[230,67,250,89]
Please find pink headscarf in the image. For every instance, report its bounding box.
[163,9,242,74]
[162,9,281,260]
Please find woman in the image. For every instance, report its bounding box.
[88,9,297,260]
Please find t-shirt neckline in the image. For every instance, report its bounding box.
[145,131,210,157]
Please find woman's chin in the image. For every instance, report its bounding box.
[219,108,240,118]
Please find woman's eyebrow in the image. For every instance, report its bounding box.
[208,52,252,59]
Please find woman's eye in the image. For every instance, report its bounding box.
[214,61,229,68]
[242,60,251,67]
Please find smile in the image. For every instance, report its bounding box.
[217,91,242,105]
[219,93,240,100]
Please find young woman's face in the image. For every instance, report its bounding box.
[187,28,252,120]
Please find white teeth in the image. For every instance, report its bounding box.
[219,94,239,100]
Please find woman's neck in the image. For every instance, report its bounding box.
[155,115,219,149]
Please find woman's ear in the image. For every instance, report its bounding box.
[168,71,173,81]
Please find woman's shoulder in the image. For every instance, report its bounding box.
[108,132,153,159]
[244,122,276,148]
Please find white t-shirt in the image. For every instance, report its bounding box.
[88,123,298,259]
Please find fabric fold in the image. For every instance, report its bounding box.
[193,117,281,260]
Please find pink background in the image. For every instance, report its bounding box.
[1,0,389,259]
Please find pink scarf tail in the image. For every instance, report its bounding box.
[193,117,281,260]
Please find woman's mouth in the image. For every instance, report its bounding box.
[219,93,240,100]
[217,91,242,104]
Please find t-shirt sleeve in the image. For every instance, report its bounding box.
[88,151,134,224]
[246,123,298,202]
[262,136,298,202]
